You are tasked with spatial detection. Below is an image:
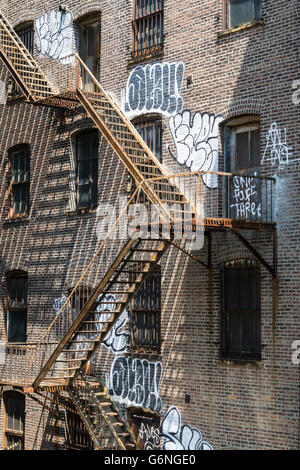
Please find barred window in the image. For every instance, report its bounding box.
[136,119,162,161]
[66,410,93,450]
[225,0,262,29]
[76,131,98,210]
[3,392,25,450]
[132,0,164,58]
[130,267,161,352]
[9,146,30,217]
[6,271,27,344]
[221,260,260,361]
[9,22,34,98]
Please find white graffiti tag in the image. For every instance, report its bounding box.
[139,422,161,450]
[262,122,293,168]
[161,406,213,450]
[230,176,261,219]
[35,10,74,62]
[53,295,67,314]
[168,111,223,188]
[122,62,184,118]
[106,357,163,412]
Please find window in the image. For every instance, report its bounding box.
[15,22,34,55]
[9,22,34,98]
[3,391,25,450]
[6,271,27,343]
[76,131,98,210]
[132,0,164,59]
[221,260,260,361]
[77,14,101,91]
[8,146,30,217]
[66,410,93,450]
[136,119,162,161]
[225,0,262,29]
[231,124,260,173]
[130,267,161,352]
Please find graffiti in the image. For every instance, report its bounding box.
[230,176,261,219]
[106,357,163,412]
[0,340,5,365]
[168,111,223,188]
[291,340,300,365]
[122,62,184,118]
[138,422,161,450]
[292,79,300,105]
[35,10,74,62]
[161,406,213,450]
[262,122,293,168]
[72,294,128,360]
[0,80,6,105]
[53,295,67,314]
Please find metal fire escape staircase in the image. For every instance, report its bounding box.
[0,10,192,450]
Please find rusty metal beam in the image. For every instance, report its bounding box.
[229,227,277,278]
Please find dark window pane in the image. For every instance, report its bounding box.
[223,261,260,360]
[7,310,27,343]
[229,0,261,28]
[250,129,260,167]
[235,132,249,169]
[76,132,98,209]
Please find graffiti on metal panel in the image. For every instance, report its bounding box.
[230,176,261,219]
[138,422,161,450]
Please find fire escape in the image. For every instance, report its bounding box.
[0,10,277,450]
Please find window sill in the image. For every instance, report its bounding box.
[128,46,164,67]
[66,208,98,217]
[3,215,30,225]
[217,19,264,39]
[218,357,263,368]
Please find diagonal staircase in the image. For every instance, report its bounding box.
[68,373,139,450]
[0,9,194,450]
[0,11,57,101]
[32,238,170,387]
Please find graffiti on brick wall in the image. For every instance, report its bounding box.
[161,406,213,450]
[72,294,128,359]
[262,122,294,169]
[138,422,161,450]
[168,111,223,188]
[230,176,261,219]
[53,295,67,314]
[35,10,74,62]
[106,357,163,412]
[0,80,6,105]
[122,62,184,118]
[292,80,300,105]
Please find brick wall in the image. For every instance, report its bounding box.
[0,0,299,450]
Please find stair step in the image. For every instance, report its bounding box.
[99,402,112,407]
[118,433,130,437]
[111,422,124,427]
[66,348,93,353]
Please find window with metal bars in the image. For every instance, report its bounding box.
[6,271,27,344]
[9,22,34,98]
[8,146,30,217]
[224,0,262,29]
[76,131,98,210]
[66,410,93,450]
[221,259,261,361]
[3,392,25,450]
[130,267,161,352]
[132,0,164,59]
[136,119,162,161]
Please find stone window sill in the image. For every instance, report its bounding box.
[217,19,264,39]
[128,47,164,67]
[3,215,30,224]
[217,358,264,368]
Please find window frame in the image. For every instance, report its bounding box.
[75,130,99,211]
[130,266,161,353]
[8,145,30,218]
[224,0,262,30]
[6,271,28,345]
[3,391,25,450]
[77,13,101,91]
[231,123,260,173]
[221,259,261,362]
[132,0,164,59]
[9,22,34,99]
